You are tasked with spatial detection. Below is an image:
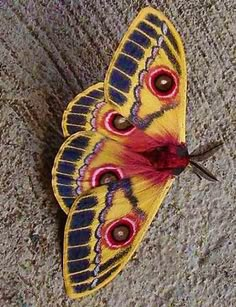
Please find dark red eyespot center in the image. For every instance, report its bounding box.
[104,217,136,248]
[146,66,179,99]
[91,166,124,188]
[154,74,174,92]
[104,111,135,135]
[99,171,119,185]
[111,224,131,242]
[112,114,133,131]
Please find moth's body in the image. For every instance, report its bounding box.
[52,7,221,299]
[143,143,189,176]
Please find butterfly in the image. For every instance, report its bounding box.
[51,7,222,299]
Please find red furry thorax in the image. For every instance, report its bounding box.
[142,143,189,175]
[121,142,189,185]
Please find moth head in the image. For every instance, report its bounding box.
[172,144,189,176]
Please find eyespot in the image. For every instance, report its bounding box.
[104,217,136,248]
[146,66,179,99]
[105,111,135,135]
[91,166,124,187]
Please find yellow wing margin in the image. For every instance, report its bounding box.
[104,7,187,142]
[63,176,174,299]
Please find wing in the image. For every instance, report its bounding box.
[52,131,171,214]
[104,7,187,143]
[62,82,158,151]
[62,83,104,137]
[63,177,173,299]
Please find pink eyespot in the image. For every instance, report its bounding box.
[145,66,179,99]
[91,165,124,187]
[104,111,135,135]
[104,217,137,248]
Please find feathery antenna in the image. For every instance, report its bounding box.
[189,141,223,181]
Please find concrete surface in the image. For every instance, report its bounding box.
[0,1,235,306]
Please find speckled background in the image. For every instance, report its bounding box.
[0,1,235,306]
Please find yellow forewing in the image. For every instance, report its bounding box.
[104,7,187,142]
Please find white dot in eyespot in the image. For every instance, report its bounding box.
[118,230,124,237]
[117,116,126,124]
[161,79,168,85]
[104,177,112,183]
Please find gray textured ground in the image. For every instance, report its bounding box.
[0,1,235,306]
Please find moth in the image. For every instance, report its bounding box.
[52,7,222,299]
